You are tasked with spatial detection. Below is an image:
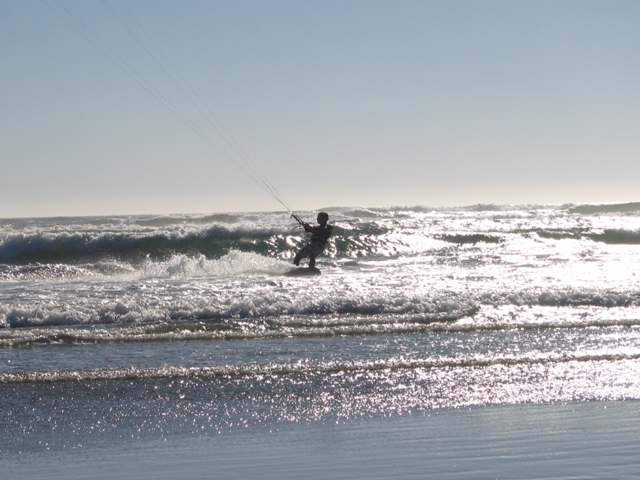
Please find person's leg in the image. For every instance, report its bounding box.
[294,244,311,265]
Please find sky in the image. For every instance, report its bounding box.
[1,0,639,217]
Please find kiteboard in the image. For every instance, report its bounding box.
[284,267,321,276]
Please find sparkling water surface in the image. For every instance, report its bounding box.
[2,204,640,455]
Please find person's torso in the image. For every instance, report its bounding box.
[310,224,332,244]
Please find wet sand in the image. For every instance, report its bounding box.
[5,400,639,479]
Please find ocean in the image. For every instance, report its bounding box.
[2,203,640,478]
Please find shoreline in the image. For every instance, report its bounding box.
[5,400,639,479]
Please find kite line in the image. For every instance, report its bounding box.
[42,0,293,213]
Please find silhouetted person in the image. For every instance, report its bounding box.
[293,212,333,269]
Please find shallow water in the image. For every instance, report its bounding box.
[4,401,639,479]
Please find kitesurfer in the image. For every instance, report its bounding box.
[293,212,333,269]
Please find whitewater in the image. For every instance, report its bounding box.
[2,203,640,460]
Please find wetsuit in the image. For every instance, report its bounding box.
[294,223,333,268]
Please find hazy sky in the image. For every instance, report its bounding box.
[2,0,639,217]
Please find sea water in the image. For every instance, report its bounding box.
[2,204,640,473]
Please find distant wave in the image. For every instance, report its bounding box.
[569,202,640,215]
[0,218,429,269]
[535,229,583,240]
[0,223,561,271]
[531,227,640,245]
[2,204,640,275]
[440,234,503,245]
[0,217,409,267]
[588,229,640,245]
[0,226,281,265]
